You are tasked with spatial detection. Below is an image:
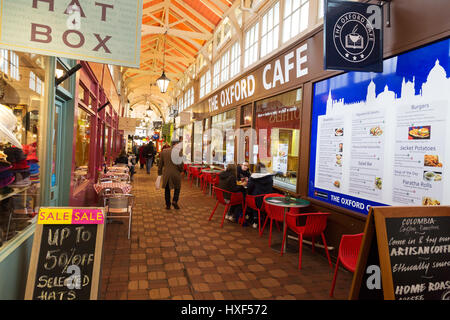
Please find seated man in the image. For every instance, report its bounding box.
[246,162,273,229]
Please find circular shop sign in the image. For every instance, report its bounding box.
[333,12,376,63]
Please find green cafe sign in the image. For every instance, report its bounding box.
[0,0,143,67]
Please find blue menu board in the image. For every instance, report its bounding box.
[308,38,450,214]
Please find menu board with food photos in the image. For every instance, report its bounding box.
[309,38,450,214]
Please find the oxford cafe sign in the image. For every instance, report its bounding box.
[204,33,326,114]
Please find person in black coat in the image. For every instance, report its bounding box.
[217,164,244,222]
[246,162,274,228]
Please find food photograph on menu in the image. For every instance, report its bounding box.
[409,125,431,140]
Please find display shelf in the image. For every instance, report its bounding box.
[0,185,32,202]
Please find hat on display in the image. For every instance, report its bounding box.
[4,147,26,163]
[11,159,30,171]
[0,175,14,188]
[0,160,11,173]
[23,144,38,162]
[9,172,30,187]
[0,104,22,149]
[28,162,39,175]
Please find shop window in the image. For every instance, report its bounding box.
[0,50,46,246]
[0,49,8,74]
[213,60,221,90]
[74,107,91,189]
[240,103,252,126]
[283,0,309,43]
[9,51,19,81]
[211,109,236,165]
[203,118,211,163]
[200,71,211,99]
[220,49,230,84]
[182,124,192,163]
[255,88,302,192]
[244,23,259,68]
[55,60,70,91]
[261,2,280,58]
[193,121,203,163]
[230,41,241,79]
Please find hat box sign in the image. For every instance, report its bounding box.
[324,0,383,72]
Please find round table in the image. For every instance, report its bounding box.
[264,197,310,254]
[93,182,132,195]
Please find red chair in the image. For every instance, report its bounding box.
[240,194,266,236]
[190,167,200,187]
[283,212,333,270]
[210,174,220,197]
[208,186,244,228]
[329,233,364,297]
[261,194,288,247]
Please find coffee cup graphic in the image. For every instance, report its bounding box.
[345,25,364,49]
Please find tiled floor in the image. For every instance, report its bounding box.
[100,168,353,300]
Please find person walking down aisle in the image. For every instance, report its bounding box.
[158,140,184,210]
[139,144,145,169]
[143,141,156,174]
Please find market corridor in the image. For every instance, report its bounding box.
[99,168,353,300]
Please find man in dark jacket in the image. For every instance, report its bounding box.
[143,141,156,174]
[246,162,273,228]
[158,140,184,210]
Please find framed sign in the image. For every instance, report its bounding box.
[350,206,450,300]
[25,208,105,300]
[309,38,450,214]
[324,0,383,72]
[0,0,143,68]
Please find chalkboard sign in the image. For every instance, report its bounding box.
[25,208,105,300]
[350,206,450,300]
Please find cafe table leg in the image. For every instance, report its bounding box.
[282,207,288,254]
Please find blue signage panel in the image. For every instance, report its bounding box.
[324,0,383,72]
[309,38,450,215]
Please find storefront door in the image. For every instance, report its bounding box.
[49,99,62,206]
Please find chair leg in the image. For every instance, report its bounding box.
[128,211,132,240]
[261,215,269,235]
[268,219,273,247]
[298,234,303,270]
[330,258,340,297]
[240,204,247,226]
[209,201,219,221]
[257,209,261,236]
[311,236,315,253]
[220,205,230,228]
[321,233,333,268]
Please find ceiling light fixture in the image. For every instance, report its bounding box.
[156,32,170,94]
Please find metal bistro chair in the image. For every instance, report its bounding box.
[104,193,134,239]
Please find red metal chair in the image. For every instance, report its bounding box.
[261,194,287,247]
[240,194,266,236]
[190,167,200,187]
[210,174,220,197]
[283,212,333,270]
[208,186,244,228]
[329,233,364,297]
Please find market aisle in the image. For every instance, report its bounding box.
[100,167,353,300]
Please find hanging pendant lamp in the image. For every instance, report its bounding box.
[156,32,170,93]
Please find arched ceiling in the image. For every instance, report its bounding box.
[124,0,236,120]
